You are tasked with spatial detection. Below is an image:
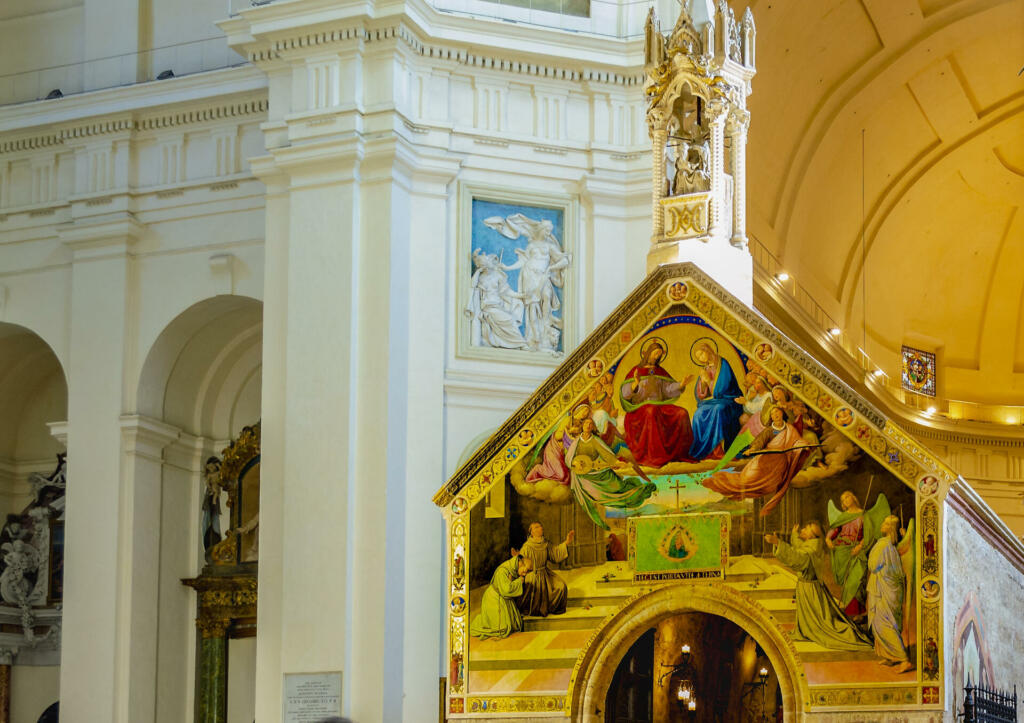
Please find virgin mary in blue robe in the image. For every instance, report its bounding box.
[688,339,743,459]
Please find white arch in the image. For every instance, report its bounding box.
[136,294,262,439]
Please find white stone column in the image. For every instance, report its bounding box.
[119,415,182,723]
[387,148,460,721]
[251,131,459,722]
[58,213,141,723]
[650,128,667,242]
[249,159,289,723]
[258,141,362,719]
[728,110,750,248]
[707,100,728,243]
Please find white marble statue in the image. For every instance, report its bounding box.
[483,213,571,352]
[0,540,40,606]
[465,249,529,350]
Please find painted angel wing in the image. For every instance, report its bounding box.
[826,498,842,528]
[863,492,892,542]
[897,518,916,584]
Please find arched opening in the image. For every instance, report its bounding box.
[570,582,805,723]
[605,612,781,722]
[135,294,262,723]
[0,323,67,723]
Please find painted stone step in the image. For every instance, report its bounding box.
[792,640,882,663]
[524,604,618,631]
[469,656,578,671]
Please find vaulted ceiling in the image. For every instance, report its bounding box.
[743,0,1024,406]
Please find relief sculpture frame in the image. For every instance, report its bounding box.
[456,182,579,366]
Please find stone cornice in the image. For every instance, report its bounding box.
[222,0,645,87]
[119,414,182,462]
[947,478,1024,575]
[0,68,268,154]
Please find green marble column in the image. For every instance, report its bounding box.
[197,622,229,723]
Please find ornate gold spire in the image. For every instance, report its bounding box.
[644,1,756,302]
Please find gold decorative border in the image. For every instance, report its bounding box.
[462,695,566,715]
[807,685,919,708]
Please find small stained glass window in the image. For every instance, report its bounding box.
[901,345,936,397]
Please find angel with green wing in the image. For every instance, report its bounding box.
[826,489,891,617]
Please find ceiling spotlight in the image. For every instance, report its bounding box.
[45,89,63,99]
[775,271,789,282]
[828,327,841,337]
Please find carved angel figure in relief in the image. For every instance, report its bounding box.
[483,214,571,353]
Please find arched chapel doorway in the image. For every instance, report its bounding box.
[605,612,781,722]
[570,582,804,723]
[135,294,263,723]
[0,323,67,722]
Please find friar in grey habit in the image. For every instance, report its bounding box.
[514,522,574,617]
[765,523,873,652]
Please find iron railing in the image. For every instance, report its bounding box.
[961,679,1017,723]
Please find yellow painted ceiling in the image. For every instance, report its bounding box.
[743,0,1024,406]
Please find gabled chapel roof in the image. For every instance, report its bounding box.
[435,262,958,512]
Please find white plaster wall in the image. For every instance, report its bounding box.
[227,637,257,723]
[11,664,60,723]
[0,3,84,104]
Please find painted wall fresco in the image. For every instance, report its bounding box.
[440,269,947,717]
[944,507,1024,717]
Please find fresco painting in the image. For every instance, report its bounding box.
[441,273,940,714]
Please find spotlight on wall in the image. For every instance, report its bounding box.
[45,89,63,99]
[926,406,937,415]
[872,369,884,378]
[828,327,841,337]
[775,271,789,282]
[156,70,175,80]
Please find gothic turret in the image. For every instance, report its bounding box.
[644,0,756,303]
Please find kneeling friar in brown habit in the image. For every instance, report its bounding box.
[514,522,574,616]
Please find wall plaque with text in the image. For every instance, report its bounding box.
[283,671,342,723]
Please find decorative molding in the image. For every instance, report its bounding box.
[0,97,268,158]
[58,212,145,253]
[134,98,268,132]
[237,16,644,89]
[119,414,182,461]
